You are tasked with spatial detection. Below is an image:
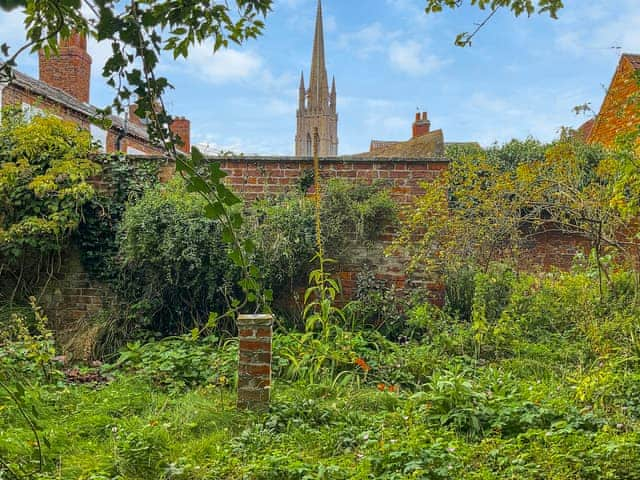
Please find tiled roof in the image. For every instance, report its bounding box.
[357,129,445,158]
[623,53,640,70]
[2,64,150,141]
[578,118,595,140]
[370,140,401,151]
[445,142,481,149]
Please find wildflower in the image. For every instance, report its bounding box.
[355,357,371,373]
[387,385,397,393]
[377,383,386,391]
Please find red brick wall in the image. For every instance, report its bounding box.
[2,84,162,155]
[588,56,640,147]
[2,84,91,129]
[157,155,591,304]
[215,156,448,203]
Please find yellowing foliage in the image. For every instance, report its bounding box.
[392,134,640,278]
[0,108,100,262]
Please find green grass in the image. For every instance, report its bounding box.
[2,351,640,480]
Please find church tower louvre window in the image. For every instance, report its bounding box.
[295,0,338,157]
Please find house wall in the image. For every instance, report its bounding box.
[1,84,163,155]
[588,56,640,146]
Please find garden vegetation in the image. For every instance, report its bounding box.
[2,110,640,478]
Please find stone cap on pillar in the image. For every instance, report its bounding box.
[237,314,273,326]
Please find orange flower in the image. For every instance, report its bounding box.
[387,385,397,393]
[377,383,386,391]
[355,357,371,372]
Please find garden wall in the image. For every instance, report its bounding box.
[167,155,450,303]
[39,154,591,338]
[159,155,590,302]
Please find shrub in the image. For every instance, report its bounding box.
[116,178,239,335]
[0,108,99,297]
[321,179,398,257]
[243,195,316,298]
[343,270,407,338]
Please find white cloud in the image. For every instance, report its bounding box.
[182,44,264,84]
[0,9,38,74]
[554,1,640,56]
[338,23,447,76]
[388,40,448,76]
[337,23,392,59]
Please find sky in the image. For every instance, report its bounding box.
[1,0,640,155]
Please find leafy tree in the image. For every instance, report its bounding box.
[0,0,272,154]
[392,133,638,297]
[424,0,565,46]
[0,107,99,298]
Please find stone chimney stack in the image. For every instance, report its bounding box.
[39,33,91,103]
[170,117,191,153]
[412,111,431,138]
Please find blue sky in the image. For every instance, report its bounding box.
[2,0,640,154]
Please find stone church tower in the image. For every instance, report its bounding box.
[295,0,338,156]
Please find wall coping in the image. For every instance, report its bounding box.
[123,154,450,165]
[237,314,274,326]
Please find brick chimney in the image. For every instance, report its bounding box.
[39,33,91,103]
[128,104,148,127]
[170,117,191,153]
[129,103,190,152]
[412,111,431,138]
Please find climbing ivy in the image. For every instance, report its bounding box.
[74,155,159,282]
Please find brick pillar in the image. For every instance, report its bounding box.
[237,314,273,410]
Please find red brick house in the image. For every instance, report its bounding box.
[587,53,640,146]
[0,33,190,155]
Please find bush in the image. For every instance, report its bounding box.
[0,298,61,383]
[111,177,399,337]
[0,108,99,298]
[244,195,316,299]
[321,179,398,257]
[115,178,239,335]
[343,270,407,338]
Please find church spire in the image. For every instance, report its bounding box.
[330,75,336,112]
[299,71,306,110]
[294,0,338,157]
[309,0,329,112]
